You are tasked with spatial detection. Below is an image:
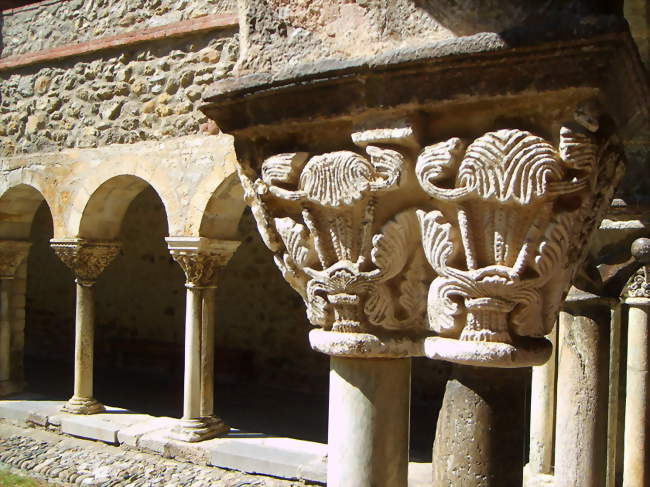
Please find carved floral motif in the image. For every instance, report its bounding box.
[416,124,623,345]
[239,145,432,333]
[50,240,121,286]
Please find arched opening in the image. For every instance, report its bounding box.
[78,176,185,416]
[0,184,71,398]
[197,174,330,442]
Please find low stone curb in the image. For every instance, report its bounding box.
[0,422,313,487]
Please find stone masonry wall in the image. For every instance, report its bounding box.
[0,30,238,157]
[1,0,236,57]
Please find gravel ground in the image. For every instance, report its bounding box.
[0,422,315,487]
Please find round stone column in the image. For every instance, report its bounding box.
[432,365,529,487]
[621,238,650,487]
[327,356,411,487]
[623,297,650,487]
[525,326,557,485]
[554,293,616,487]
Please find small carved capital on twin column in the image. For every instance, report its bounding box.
[166,237,241,288]
[50,239,121,286]
[623,238,650,303]
[0,241,31,279]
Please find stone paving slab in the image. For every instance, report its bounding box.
[116,416,176,447]
[208,434,328,482]
[0,399,66,426]
[60,409,153,444]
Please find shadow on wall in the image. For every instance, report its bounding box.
[412,0,623,36]
[25,200,75,369]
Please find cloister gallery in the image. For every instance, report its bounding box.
[1,1,650,487]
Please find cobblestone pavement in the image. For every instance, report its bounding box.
[0,423,315,487]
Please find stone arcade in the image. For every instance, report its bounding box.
[1,1,650,487]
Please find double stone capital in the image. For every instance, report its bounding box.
[232,110,625,367]
[50,239,121,286]
[166,237,241,288]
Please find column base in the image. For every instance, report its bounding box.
[0,380,24,397]
[61,396,105,415]
[523,464,555,487]
[168,416,229,442]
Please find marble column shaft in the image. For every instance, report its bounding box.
[0,241,31,395]
[0,278,13,382]
[327,357,411,487]
[525,326,558,486]
[623,298,650,487]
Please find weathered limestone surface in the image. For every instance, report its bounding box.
[555,299,615,487]
[0,134,244,240]
[0,0,236,57]
[432,366,528,487]
[236,0,621,75]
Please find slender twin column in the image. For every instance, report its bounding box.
[51,239,120,414]
[166,237,240,442]
[525,326,557,486]
[0,241,31,396]
[622,238,650,487]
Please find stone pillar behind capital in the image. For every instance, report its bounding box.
[50,239,120,415]
[0,240,31,397]
[167,236,240,443]
[554,292,618,487]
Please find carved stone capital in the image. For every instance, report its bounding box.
[166,237,241,288]
[236,106,625,365]
[623,267,650,301]
[50,239,121,286]
[0,241,31,279]
[622,238,650,302]
[239,122,433,342]
[416,114,624,365]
